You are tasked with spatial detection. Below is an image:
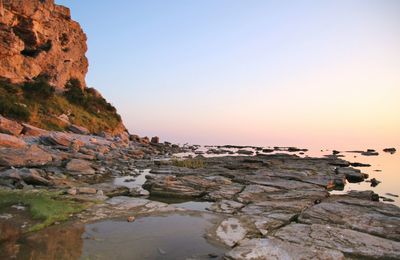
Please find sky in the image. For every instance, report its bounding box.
[56,0,400,149]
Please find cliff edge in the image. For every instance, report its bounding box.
[0,0,126,135]
[0,0,87,88]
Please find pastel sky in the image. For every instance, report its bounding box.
[56,0,400,149]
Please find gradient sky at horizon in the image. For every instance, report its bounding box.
[56,0,400,149]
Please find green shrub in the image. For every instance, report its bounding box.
[0,98,31,121]
[22,75,55,100]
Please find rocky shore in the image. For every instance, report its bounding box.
[0,115,399,259]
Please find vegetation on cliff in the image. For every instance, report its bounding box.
[0,76,122,134]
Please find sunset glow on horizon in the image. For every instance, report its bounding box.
[57,0,400,149]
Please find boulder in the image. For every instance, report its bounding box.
[0,168,50,186]
[41,132,73,147]
[0,115,23,136]
[21,123,48,136]
[0,145,52,167]
[68,124,89,135]
[336,167,367,182]
[216,218,247,247]
[150,136,159,144]
[0,133,26,148]
[65,159,95,175]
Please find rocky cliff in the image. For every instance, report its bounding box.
[0,0,88,88]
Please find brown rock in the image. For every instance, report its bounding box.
[0,0,88,89]
[41,132,73,147]
[77,187,97,194]
[0,144,53,167]
[0,115,23,136]
[151,136,160,144]
[0,133,26,148]
[21,123,48,136]
[65,159,95,175]
[68,124,89,135]
[127,216,136,222]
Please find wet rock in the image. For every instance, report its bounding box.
[383,147,396,154]
[68,124,89,135]
[216,218,247,247]
[0,133,26,148]
[386,193,399,198]
[104,186,130,197]
[350,162,371,167]
[225,238,344,260]
[335,167,367,182]
[298,195,400,241]
[0,145,53,167]
[275,223,400,259]
[65,159,95,175]
[368,177,380,187]
[0,116,23,136]
[21,123,48,136]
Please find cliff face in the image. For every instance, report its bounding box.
[0,0,88,88]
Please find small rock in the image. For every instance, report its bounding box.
[127,216,136,222]
[369,178,380,187]
[237,149,253,155]
[78,187,97,194]
[383,148,396,154]
[67,188,77,195]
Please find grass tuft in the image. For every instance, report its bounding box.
[172,159,206,169]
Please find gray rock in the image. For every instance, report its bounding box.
[298,195,400,241]
[275,223,400,259]
[68,124,90,135]
[0,168,50,186]
[216,218,247,247]
[225,238,344,260]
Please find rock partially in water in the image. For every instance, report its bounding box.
[216,218,247,247]
[336,167,367,182]
[383,147,396,154]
